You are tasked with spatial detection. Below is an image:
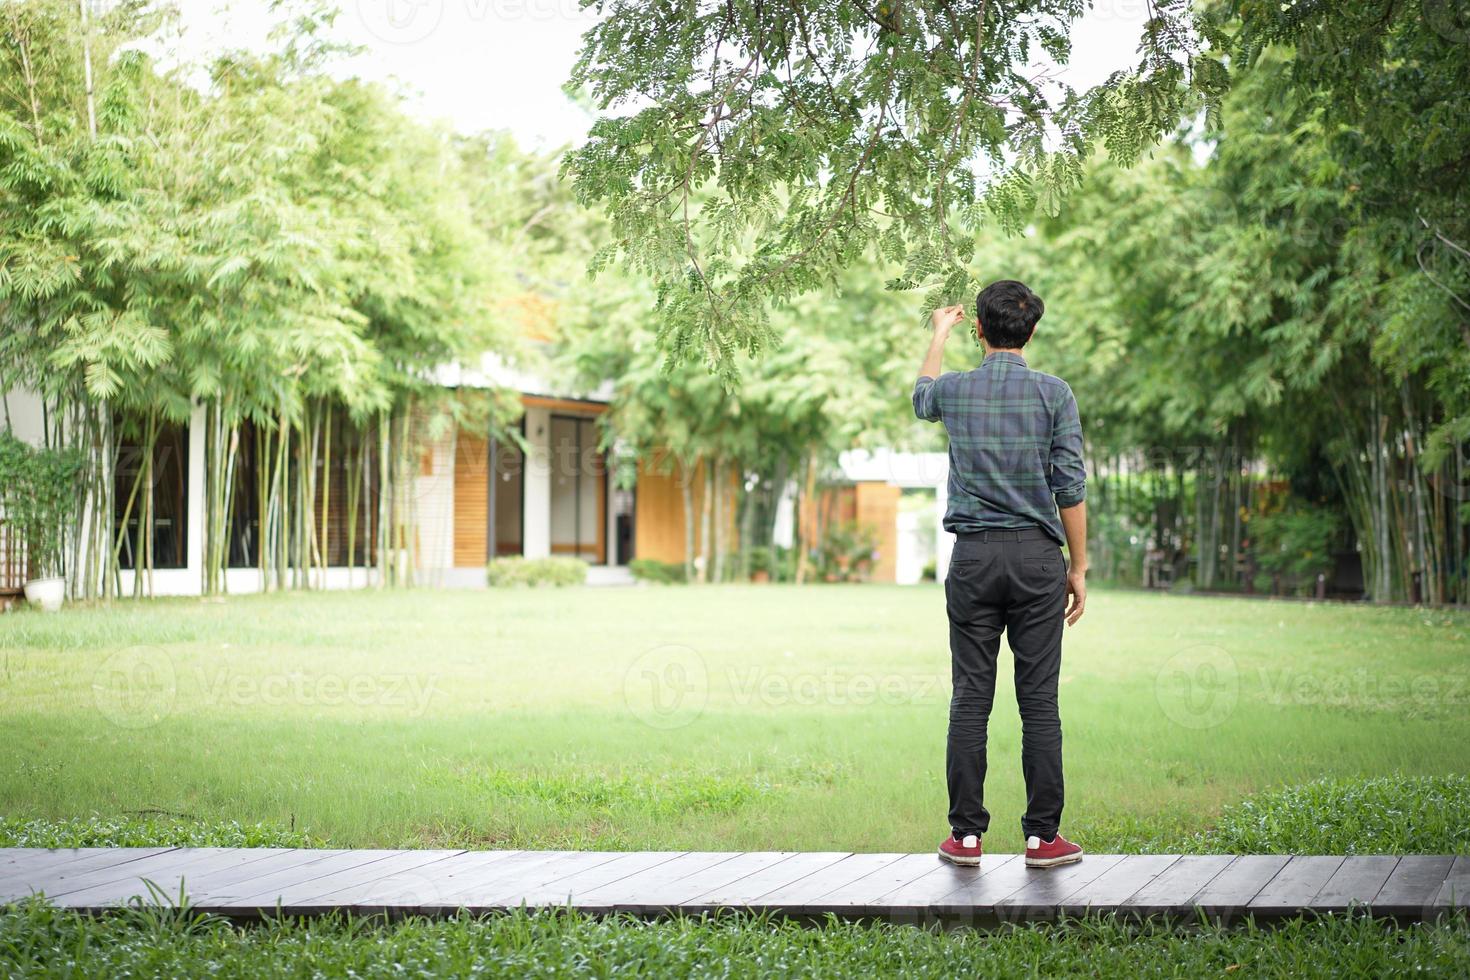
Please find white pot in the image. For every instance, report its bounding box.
[23,576,65,613]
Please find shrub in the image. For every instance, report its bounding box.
[812,520,880,582]
[0,434,83,579]
[1201,774,1470,855]
[629,558,687,584]
[1252,505,1340,595]
[486,556,588,588]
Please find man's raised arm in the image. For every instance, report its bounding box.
[913,305,964,422]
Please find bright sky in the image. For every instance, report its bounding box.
[178,0,1155,150]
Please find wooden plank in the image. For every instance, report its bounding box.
[426,851,625,911]
[1248,856,1345,916]
[453,432,489,567]
[608,852,802,912]
[876,854,1021,920]
[932,855,1045,917]
[687,852,851,908]
[807,853,956,914]
[568,852,749,913]
[0,846,161,887]
[1373,856,1456,918]
[302,850,515,916]
[0,849,87,878]
[0,848,175,882]
[1057,855,1181,917]
[1430,855,1470,916]
[750,854,908,913]
[994,854,1127,923]
[42,848,268,899]
[258,850,467,914]
[0,849,179,903]
[186,851,408,910]
[1311,856,1399,914]
[1120,854,1236,917]
[122,849,339,907]
[46,849,295,909]
[493,851,689,908]
[2,847,1463,921]
[1192,855,1291,922]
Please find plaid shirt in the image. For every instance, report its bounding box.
[913,351,1086,545]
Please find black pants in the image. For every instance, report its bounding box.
[944,527,1067,840]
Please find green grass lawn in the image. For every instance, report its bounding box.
[2,584,1466,853]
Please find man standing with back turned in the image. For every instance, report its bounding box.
[913,280,1088,869]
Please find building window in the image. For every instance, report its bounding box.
[114,420,188,569]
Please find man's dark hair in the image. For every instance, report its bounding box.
[975,280,1044,349]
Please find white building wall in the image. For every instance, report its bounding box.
[521,405,552,560]
[3,386,47,445]
[412,425,457,583]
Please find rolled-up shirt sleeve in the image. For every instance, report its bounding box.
[913,374,945,422]
[1049,385,1086,508]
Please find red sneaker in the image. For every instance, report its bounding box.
[1025,833,1083,867]
[938,832,982,866]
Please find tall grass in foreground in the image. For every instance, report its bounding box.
[1,900,1467,979]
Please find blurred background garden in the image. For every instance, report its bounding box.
[0,0,1467,975]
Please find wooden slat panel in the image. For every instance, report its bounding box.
[49,849,294,909]
[1430,856,1470,915]
[854,482,901,583]
[1312,856,1400,914]
[453,432,489,567]
[0,849,178,903]
[932,854,1042,915]
[688,852,850,907]
[303,850,515,915]
[546,852,741,912]
[266,850,467,914]
[429,852,625,911]
[415,850,570,910]
[136,848,332,904]
[750,854,907,912]
[877,855,1021,918]
[5,848,1466,921]
[1249,856,1345,915]
[1120,854,1235,916]
[1192,855,1291,922]
[592,852,798,912]
[0,849,69,875]
[1373,856,1456,918]
[1,848,163,882]
[808,853,951,913]
[494,851,687,907]
[1057,855,1181,917]
[188,851,402,909]
[41,848,253,899]
[995,854,1127,922]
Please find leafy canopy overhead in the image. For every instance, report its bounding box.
[565,0,1226,378]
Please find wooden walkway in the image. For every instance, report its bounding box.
[1,849,1465,924]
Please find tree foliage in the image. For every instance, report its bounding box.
[565,0,1228,379]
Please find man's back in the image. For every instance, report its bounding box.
[913,351,1085,546]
